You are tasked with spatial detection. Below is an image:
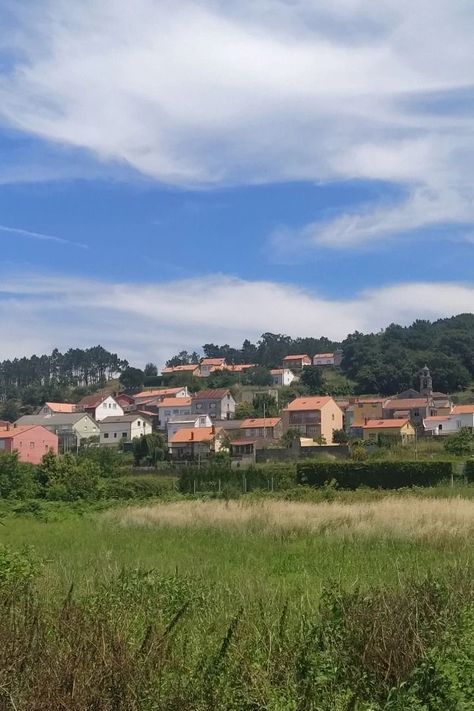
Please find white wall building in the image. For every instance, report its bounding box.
[99,415,152,445]
[270,368,296,387]
[156,397,193,429]
[166,414,212,440]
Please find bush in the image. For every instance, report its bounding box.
[465,460,474,483]
[0,452,38,499]
[178,462,296,493]
[297,460,453,489]
[0,545,40,592]
[102,476,169,499]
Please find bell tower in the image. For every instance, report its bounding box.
[420,365,433,397]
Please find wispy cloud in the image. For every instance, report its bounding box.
[0,1,474,247]
[0,224,88,249]
[0,270,472,365]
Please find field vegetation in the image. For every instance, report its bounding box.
[1,491,474,709]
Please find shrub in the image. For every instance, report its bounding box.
[0,452,38,499]
[0,544,40,592]
[178,462,296,493]
[102,476,169,499]
[297,460,453,489]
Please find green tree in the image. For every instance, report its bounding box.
[332,428,349,444]
[0,452,37,498]
[252,393,278,417]
[119,367,145,390]
[280,428,301,448]
[444,428,474,457]
[132,433,167,466]
[299,366,324,395]
[144,362,158,377]
[0,399,19,422]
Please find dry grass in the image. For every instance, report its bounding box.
[104,497,474,542]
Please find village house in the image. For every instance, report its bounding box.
[239,417,283,442]
[192,389,236,420]
[270,368,296,387]
[199,357,227,377]
[168,425,225,460]
[226,364,256,374]
[282,396,343,443]
[0,425,58,464]
[132,387,189,407]
[99,415,152,445]
[345,398,386,433]
[156,397,193,429]
[282,354,312,371]
[114,393,135,411]
[77,393,124,422]
[37,402,77,416]
[362,419,416,444]
[166,414,213,440]
[424,404,474,435]
[229,439,257,462]
[382,398,434,428]
[15,413,99,451]
[313,350,343,366]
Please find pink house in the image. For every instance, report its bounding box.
[0,425,58,464]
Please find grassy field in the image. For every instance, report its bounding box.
[1,494,474,709]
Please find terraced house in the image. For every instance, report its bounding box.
[282,396,343,443]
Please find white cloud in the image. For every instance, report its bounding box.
[0,1,474,244]
[0,271,472,366]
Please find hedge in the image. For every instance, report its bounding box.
[178,463,296,493]
[296,461,453,489]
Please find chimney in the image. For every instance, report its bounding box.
[211,425,215,435]
[364,417,368,425]
[190,431,194,440]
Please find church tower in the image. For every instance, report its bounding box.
[420,365,433,397]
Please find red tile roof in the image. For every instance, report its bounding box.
[45,402,76,413]
[201,358,226,366]
[240,417,281,429]
[162,364,199,374]
[452,404,474,414]
[193,389,232,399]
[1,425,44,438]
[362,419,410,429]
[78,393,111,408]
[169,426,222,444]
[283,354,311,361]
[157,397,192,408]
[384,398,431,410]
[284,396,333,412]
[134,388,184,399]
[313,353,335,359]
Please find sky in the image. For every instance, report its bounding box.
[0,0,473,367]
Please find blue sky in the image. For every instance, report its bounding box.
[0,1,473,366]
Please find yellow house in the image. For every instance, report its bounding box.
[347,398,386,427]
[362,418,416,443]
[282,396,343,443]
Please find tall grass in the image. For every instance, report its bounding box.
[106,497,474,542]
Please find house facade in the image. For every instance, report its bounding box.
[156,397,193,429]
[239,417,283,441]
[132,387,189,407]
[313,350,343,366]
[199,358,227,377]
[166,414,213,440]
[15,413,99,451]
[282,396,343,443]
[192,389,236,420]
[168,426,225,459]
[424,405,474,435]
[362,419,416,443]
[270,368,295,387]
[282,354,312,371]
[161,364,201,377]
[78,394,124,421]
[382,398,434,428]
[0,425,58,464]
[37,402,77,417]
[99,415,152,445]
[345,398,386,431]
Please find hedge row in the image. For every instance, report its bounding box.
[178,463,296,493]
[297,461,453,490]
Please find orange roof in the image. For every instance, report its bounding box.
[0,425,44,438]
[384,398,431,409]
[240,417,281,429]
[45,402,76,413]
[169,426,222,444]
[79,393,110,408]
[452,404,474,414]
[283,354,311,361]
[227,364,256,372]
[362,419,410,429]
[313,353,335,359]
[162,364,199,374]
[134,388,184,399]
[201,358,226,366]
[284,396,333,412]
[424,416,450,423]
[157,397,192,408]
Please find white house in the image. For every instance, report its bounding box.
[424,405,474,436]
[37,402,77,417]
[313,350,343,366]
[270,368,296,387]
[78,394,124,422]
[166,414,213,440]
[99,415,152,445]
[156,397,193,429]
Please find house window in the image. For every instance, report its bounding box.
[114,433,117,438]
[413,410,419,417]
[439,424,443,431]
[113,403,117,409]
[332,414,335,421]
[137,421,141,426]
[122,432,127,438]
[104,433,109,439]
[29,442,35,449]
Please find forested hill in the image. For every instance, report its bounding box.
[0,346,127,419]
[167,313,474,395]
